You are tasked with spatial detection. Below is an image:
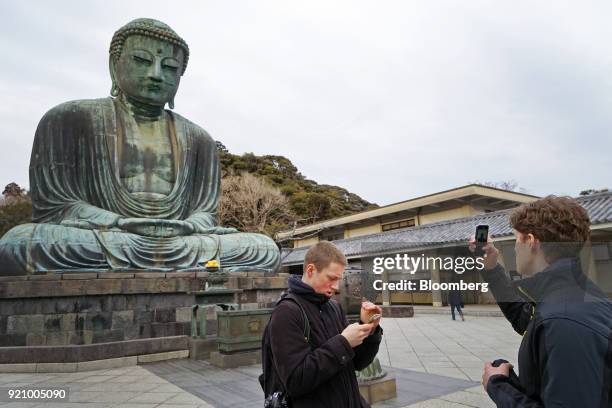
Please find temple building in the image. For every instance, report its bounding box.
[278,185,612,305]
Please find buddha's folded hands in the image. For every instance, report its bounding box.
[195,226,239,235]
[117,218,195,238]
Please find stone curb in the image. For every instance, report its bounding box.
[0,274,288,299]
[0,270,276,282]
[0,335,189,364]
[0,350,190,373]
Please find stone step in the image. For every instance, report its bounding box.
[0,335,190,364]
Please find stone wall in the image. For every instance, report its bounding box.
[0,272,288,347]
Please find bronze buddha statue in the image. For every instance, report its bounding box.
[0,18,280,274]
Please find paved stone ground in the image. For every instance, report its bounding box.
[375,314,521,407]
[0,365,214,407]
[376,314,521,382]
[0,315,521,408]
[143,360,477,408]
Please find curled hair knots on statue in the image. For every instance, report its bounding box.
[109,18,189,75]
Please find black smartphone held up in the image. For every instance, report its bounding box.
[475,225,489,256]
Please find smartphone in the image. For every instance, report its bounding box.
[475,225,489,256]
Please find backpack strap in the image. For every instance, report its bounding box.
[327,299,349,334]
[327,299,343,322]
[280,292,311,344]
[260,293,312,398]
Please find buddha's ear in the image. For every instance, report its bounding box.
[109,57,120,97]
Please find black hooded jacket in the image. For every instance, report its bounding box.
[261,275,382,408]
[482,258,612,407]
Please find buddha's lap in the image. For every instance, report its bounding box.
[0,223,278,266]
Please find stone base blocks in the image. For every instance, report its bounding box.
[137,349,189,364]
[0,335,190,372]
[0,270,288,371]
[381,305,414,318]
[0,271,287,347]
[209,349,262,368]
[189,336,218,360]
[209,308,272,368]
[358,372,398,404]
[216,308,272,353]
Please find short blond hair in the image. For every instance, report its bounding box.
[304,241,346,272]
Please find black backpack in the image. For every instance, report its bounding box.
[259,293,311,407]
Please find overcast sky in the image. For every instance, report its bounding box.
[1,1,611,205]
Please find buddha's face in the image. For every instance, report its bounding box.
[113,35,184,107]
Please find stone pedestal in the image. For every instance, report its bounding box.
[381,305,414,318]
[188,336,217,360]
[359,372,397,404]
[193,288,242,306]
[189,289,242,339]
[209,308,271,368]
[216,309,272,353]
[0,271,288,369]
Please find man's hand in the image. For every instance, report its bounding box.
[482,361,513,390]
[341,322,374,348]
[117,218,195,238]
[360,301,382,333]
[469,235,499,270]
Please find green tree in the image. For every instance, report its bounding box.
[0,183,32,238]
[215,147,377,226]
[289,192,332,222]
[579,188,609,196]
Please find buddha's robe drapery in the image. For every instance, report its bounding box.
[0,98,279,275]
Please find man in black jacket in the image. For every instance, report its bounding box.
[472,196,612,407]
[262,241,383,408]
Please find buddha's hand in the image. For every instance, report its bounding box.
[197,226,240,235]
[60,220,95,229]
[117,218,195,238]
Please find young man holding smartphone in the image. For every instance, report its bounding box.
[472,196,611,407]
[261,241,383,408]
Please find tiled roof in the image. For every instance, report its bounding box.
[280,192,612,265]
[276,184,539,239]
[577,191,612,225]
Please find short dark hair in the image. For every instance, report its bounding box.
[304,241,346,272]
[509,196,590,262]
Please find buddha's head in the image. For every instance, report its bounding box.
[109,18,189,109]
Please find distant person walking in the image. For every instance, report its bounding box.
[448,289,464,321]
